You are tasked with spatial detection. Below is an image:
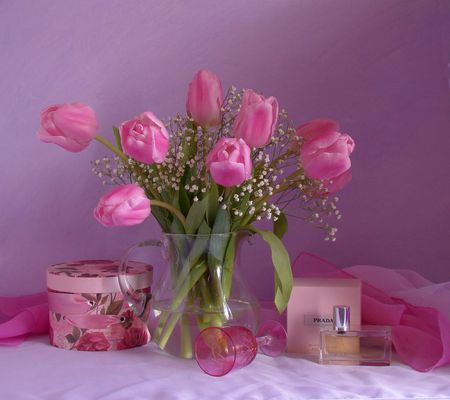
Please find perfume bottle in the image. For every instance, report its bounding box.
[319,305,392,366]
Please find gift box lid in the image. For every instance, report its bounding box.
[47,260,153,293]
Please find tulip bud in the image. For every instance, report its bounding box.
[186,69,223,127]
[94,184,151,227]
[233,89,278,148]
[295,119,355,186]
[323,170,353,194]
[37,102,98,152]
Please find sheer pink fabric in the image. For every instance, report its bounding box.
[0,293,48,346]
[292,252,450,372]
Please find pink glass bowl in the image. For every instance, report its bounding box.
[194,326,257,377]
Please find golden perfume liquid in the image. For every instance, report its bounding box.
[319,306,392,366]
[320,327,392,366]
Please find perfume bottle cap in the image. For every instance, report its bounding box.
[333,305,350,332]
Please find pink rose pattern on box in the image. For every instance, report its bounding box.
[75,332,111,351]
[49,290,150,351]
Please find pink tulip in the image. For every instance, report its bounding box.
[296,119,355,183]
[37,102,98,152]
[206,138,252,187]
[119,112,169,164]
[186,69,223,127]
[324,170,353,194]
[94,184,151,227]
[233,89,278,148]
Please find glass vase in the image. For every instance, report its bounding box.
[119,232,260,358]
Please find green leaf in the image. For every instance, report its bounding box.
[65,334,76,344]
[169,217,189,276]
[208,208,231,268]
[179,187,191,216]
[99,295,108,306]
[171,192,180,209]
[211,208,231,234]
[113,126,123,152]
[246,226,292,313]
[187,220,211,266]
[173,261,207,309]
[168,219,211,288]
[106,300,123,315]
[180,140,197,189]
[207,183,219,225]
[151,208,169,232]
[185,197,208,234]
[222,233,238,299]
[273,212,288,239]
[170,216,185,234]
[183,121,197,162]
[72,326,81,341]
[81,293,96,302]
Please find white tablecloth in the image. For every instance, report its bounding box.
[0,336,449,400]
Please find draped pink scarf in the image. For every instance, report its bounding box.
[0,293,48,346]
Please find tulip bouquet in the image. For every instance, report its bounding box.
[38,69,354,356]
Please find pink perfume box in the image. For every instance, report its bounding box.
[287,278,361,357]
[47,260,152,351]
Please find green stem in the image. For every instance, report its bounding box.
[209,267,230,323]
[158,312,182,350]
[178,289,195,358]
[95,135,128,163]
[96,135,164,208]
[196,274,225,329]
[157,261,207,350]
[210,269,225,306]
[269,150,293,169]
[198,275,213,307]
[200,127,208,179]
[222,234,238,299]
[151,200,187,231]
[180,314,193,358]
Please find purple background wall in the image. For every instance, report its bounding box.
[1,0,449,297]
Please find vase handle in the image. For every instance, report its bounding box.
[119,239,162,318]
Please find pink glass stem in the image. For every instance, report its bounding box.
[256,320,287,358]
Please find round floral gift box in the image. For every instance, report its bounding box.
[47,260,153,351]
